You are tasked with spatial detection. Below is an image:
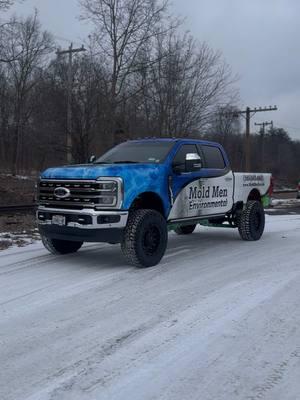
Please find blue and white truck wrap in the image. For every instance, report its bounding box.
[37,139,272,267]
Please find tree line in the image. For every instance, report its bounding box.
[0,0,299,186]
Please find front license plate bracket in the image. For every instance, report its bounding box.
[52,215,66,226]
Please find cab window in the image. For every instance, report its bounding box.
[201,145,225,169]
[172,144,199,173]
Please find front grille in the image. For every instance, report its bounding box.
[38,180,113,209]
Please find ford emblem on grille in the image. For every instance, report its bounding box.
[54,187,71,199]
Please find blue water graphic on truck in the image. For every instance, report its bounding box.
[41,163,172,216]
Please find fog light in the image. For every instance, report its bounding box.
[97,215,121,224]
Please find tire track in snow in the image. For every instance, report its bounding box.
[24,315,172,400]
[0,285,54,306]
[246,348,300,400]
[0,244,116,275]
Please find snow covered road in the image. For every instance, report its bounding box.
[1,215,300,400]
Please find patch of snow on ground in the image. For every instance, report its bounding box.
[0,229,40,250]
[271,198,300,206]
[0,173,32,180]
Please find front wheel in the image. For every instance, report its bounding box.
[41,236,83,255]
[121,209,168,268]
[238,200,265,241]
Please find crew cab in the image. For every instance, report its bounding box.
[37,139,272,267]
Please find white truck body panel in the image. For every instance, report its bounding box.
[168,172,271,221]
[233,173,271,204]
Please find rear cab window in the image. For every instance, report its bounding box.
[199,145,226,169]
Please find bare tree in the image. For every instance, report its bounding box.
[1,12,53,174]
[0,65,11,167]
[0,0,25,13]
[80,0,171,145]
[0,1,27,62]
[70,54,108,162]
[207,105,241,145]
[130,31,237,138]
[0,0,13,10]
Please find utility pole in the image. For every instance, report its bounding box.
[254,120,273,133]
[228,106,277,172]
[56,43,86,163]
[254,121,273,171]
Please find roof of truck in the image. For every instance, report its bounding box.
[129,138,221,146]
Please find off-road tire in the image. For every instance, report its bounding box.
[41,236,83,255]
[174,224,196,235]
[238,200,265,241]
[121,209,168,268]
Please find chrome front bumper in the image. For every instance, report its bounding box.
[37,207,128,230]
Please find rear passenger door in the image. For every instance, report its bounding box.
[168,144,234,221]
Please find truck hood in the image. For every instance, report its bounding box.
[40,163,166,181]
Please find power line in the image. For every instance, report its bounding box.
[53,34,83,47]
[274,121,300,132]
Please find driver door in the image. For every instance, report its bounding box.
[169,144,204,220]
[168,143,233,221]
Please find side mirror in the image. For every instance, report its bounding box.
[185,153,202,172]
[88,155,96,164]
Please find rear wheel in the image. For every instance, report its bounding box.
[238,200,265,241]
[174,224,196,235]
[41,236,83,255]
[121,209,168,268]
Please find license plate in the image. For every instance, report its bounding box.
[52,215,66,226]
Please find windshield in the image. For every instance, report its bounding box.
[95,141,174,164]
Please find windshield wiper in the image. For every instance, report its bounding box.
[112,161,141,164]
[93,160,141,165]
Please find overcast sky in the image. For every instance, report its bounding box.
[9,0,300,139]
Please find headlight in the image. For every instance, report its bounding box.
[98,196,117,206]
[96,178,123,208]
[98,181,117,191]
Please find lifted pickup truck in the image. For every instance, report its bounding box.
[37,139,272,267]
